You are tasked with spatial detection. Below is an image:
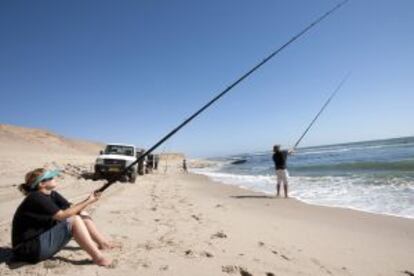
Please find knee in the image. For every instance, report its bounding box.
[80,213,93,221]
[67,215,82,225]
[79,211,90,217]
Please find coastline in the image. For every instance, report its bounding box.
[1,162,413,275]
[194,170,414,220]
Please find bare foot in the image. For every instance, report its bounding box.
[94,256,112,267]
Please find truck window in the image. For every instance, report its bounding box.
[104,145,134,156]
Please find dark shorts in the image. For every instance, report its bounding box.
[38,219,72,261]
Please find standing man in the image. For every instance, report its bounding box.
[182,159,188,173]
[272,145,294,198]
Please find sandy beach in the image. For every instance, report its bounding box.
[0,125,413,276]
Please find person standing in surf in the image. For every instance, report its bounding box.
[272,145,294,198]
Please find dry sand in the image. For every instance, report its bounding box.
[0,124,413,276]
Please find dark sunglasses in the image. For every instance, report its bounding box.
[41,177,54,183]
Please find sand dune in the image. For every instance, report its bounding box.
[0,124,103,155]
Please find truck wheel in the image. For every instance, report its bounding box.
[138,162,144,175]
[129,171,137,183]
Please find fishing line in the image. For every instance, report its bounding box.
[293,72,351,149]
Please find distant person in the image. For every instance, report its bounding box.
[272,145,294,198]
[12,168,116,266]
[183,159,188,173]
[154,156,159,170]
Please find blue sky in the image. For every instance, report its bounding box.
[1,0,413,157]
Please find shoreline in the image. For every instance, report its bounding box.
[1,160,413,275]
[191,168,414,221]
[192,171,414,221]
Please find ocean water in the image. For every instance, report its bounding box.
[192,137,414,219]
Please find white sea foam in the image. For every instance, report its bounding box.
[192,169,414,219]
[298,142,414,156]
[193,137,414,219]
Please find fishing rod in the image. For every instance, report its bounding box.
[96,0,349,194]
[293,73,350,149]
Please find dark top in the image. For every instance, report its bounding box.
[272,150,289,170]
[12,191,70,261]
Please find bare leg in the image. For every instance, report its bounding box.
[276,183,281,197]
[69,215,111,266]
[81,216,114,250]
[284,183,288,198]
[276,172,281,197]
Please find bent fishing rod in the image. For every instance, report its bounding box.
[96,0,349,194]
[293,73,350,150]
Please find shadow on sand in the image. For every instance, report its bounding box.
[0,245,90,269]
[79,171,96,180]
[0,246,13,264]
[230,195,275,199]
[80,171,129,183]
[61,245,82,251]
[0,246,28,269]
[50,256,93,266]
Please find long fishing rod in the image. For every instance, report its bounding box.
[293,73,350,149]
[96,0,349,194]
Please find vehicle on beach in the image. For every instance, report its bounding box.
[145,153,160,173]
[135,148,146,175]
[94,143,138,183]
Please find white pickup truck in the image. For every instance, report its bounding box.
[94,143,138,183]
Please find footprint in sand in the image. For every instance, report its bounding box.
[184,249,195,257]
[222,265,253,276]
[311,258,332,274]
[201,251,214,258]
[159,265,169,271]
[280,254,291,261]
[134,259,151,269]
[222,265,239,273]
[184,249,214,258]
[258,242,291,262]
[211,231,227,239]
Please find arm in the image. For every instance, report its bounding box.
[53,192,100,221]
